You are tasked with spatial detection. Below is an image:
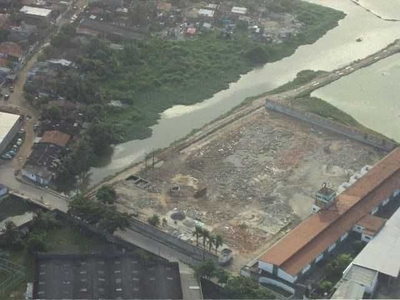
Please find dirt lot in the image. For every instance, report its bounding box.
[112,109,383,271]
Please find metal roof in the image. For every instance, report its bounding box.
[344,264,378,287]
[20,6,52,17]
[0,112,20,146]
[352,206,400,277]
[331,280,365,300]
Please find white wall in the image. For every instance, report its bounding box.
[277,268,297,283]
[328,242,336,252]
[301,264,311,275]
[353,224,364,233]
[259,277,295,295]
[316,253,324,263]
[394,190,400,198]
[361,234,373,243]
[382,197,390,206]
[371,206,379,215]
[340,232,349,241]
[258,261,274,274]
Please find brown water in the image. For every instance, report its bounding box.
[90,0,400,184]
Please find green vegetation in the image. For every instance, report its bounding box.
[195,260,275,299]
[96,185,117,204]
[270,70,327,94]
[68,195,132,234]
[147,214,160,227]
[289,96,390,138]
[0,196,40,222]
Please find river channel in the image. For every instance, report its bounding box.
[89,0,400,184]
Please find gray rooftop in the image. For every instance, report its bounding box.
[352,206,400,277]
[33,253,183,299]
[343,264,377,287]
[331,280,365,300]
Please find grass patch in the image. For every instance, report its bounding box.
[90,2,345,142]
[290,96,390,138]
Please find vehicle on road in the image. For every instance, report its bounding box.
[16,138,22,146]
[218,248,233,265]
[8,150,16,157]
[1,153,12,160]
[18,129,25,134]
[4,94,9,100]
[9,86,14,92]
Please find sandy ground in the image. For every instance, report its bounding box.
[112,109,383,271]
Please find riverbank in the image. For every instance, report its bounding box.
[98,1,346,142]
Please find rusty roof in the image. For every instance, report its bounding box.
[259,148,400,276]
[39,130,71,147]
[357,214,386,236]
[0,42,21,58]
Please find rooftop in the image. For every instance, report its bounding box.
[0,112,20,146]
[331,280,365,300]
[352,205,400,278]
[157,2,171,11]
[259,148,400,276]
[20,6,52,17]
[79,19,143,41]
[33,253,183,299]
[25,143,64,173]
[356,214,386,236]
[39,130,71,147]
[317,185,336,197]
[231,6,247,15]
[0,42,22,58]
[198,9,214,18]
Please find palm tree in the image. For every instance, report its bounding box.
[2,221,20,247]
[202,229,210,260]
[208,235,215,252]
[202,229,210,249]
[192,225,203,246]
[215,235,223,255]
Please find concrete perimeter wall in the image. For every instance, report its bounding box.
[129,218,217,263]
[265,99,397,152]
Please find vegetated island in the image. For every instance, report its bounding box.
[24,0,345,189]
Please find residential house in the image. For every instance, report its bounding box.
[0,42,22,62]
[20,6,53,24]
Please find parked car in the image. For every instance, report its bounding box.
[11,145,18,152]
[218,248,233,265]
[8,150,16,157]
[4,94,9,100]
[18,129,25,134]
[9,86,14,92]
[16,138,22,146]
[1,153,12,160]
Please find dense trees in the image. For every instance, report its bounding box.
[96,185,117,204]
[195,260,275,299]
[68,195,132,234]
[147,214,160,227]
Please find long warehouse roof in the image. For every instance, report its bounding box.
[0,112,20,145]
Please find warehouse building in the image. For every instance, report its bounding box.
[33,253,183,299]
[332,205,400,299]
[0,111,22,154]
[257,148,400,293]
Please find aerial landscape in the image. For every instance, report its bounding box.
[0,0,399,299]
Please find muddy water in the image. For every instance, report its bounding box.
[312,53,400,142]
[90,0,400,184]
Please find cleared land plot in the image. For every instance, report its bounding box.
[113,109,383,270]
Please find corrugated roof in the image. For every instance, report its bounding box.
[259,148,400,276]
[344,264,378,287]
[331,280,365,300]
[20,6,52,17]
[39,130,71,147]
[0,112,20,145]
[352,206,400,277]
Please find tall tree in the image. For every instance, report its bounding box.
[96,185,117,204]
[208,235,215,252]
[215,234,223,255]
[192,225,203,247]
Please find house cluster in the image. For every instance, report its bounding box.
[25,58,72,98]
[21,99,85,186]
[22,130,71,185]
[19,0,74,25]
[254,148,400,294]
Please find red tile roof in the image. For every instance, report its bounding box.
[40,130,71,147]
[259,148,400,276]
[357,214,386,236]
[0,42,21,59]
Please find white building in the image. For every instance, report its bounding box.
[20,6,52,22]
[0,112,21,154]
[198,9,214,18]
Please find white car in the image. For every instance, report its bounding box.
[16,138,22,146]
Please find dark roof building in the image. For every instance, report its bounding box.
[39,130,71,148]
[33,253,183,299]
